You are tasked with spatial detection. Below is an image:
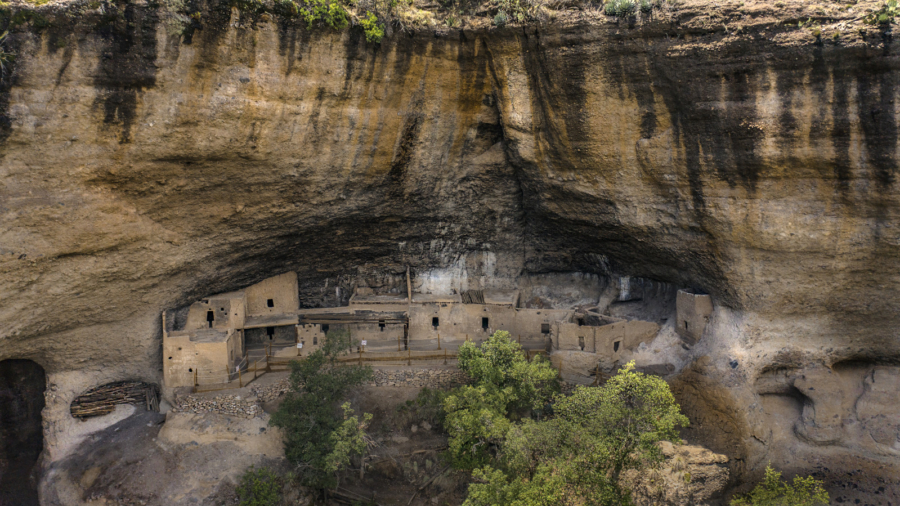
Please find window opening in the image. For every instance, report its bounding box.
[321,324,329,334]
[432,317,439,328]
[614,341,620,352]
[267,327,275,340]
[578,336,585,351]
[482,317,489,331]
[313,335,318,345]
[541,323,550,334]
[207,310,215,328]
[684,321,689,330]
[267,299,274,308]
[379,320,385,332]
[577,318,584,327]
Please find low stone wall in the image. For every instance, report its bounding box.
[172,394,262,418]
[366,369,470,388]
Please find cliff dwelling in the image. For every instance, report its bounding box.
[2,0,900,503]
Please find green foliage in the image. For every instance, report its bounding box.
[865,0,899,25]
[359,11,384,43]
[236,466,281,506]
[604,0,635,16]
[0,31,13,75]
[444,331,559,470]
[604,0,665,17]
[462,361,689,506]
[273,0,350,29]
[730,466,829,506]
[493,9,508,26]
[324,403,373,473]
[269,331,373,489]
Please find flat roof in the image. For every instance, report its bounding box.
[189,328,231,343]
[412,293,462,304]
[243,314,299,329]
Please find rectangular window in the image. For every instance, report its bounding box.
[379,320,385,332]
[482,317,489,330]
[267,299,274,308]
[432,317,439,328]
[541,323,550,334]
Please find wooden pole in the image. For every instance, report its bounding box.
[444,349,448,365]
[408,348,411,366]
[406,266,412,304]
[437,333,441,350]
[398,333,401,352]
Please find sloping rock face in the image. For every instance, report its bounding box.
[1,1,900,501]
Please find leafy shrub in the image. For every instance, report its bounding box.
[462,361,689,506]
[443,331,560,470]
[269,331,373,489]
[730,466,829,506]
[865,0,900,25]
[236,466,281,506]
[605,0,636,16]
[359,11,384,43]
[272,0,350,29]
[493,9,508,26]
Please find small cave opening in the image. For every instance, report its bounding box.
[0,359,46,506]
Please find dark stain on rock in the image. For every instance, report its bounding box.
[856,55,898,188]
[92,1,159,143]
[388,112,421,189]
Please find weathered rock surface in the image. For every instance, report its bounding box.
[1,0,900,502]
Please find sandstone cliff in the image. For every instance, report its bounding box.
[1,0,899,502]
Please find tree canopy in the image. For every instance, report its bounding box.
[269,331,372,489]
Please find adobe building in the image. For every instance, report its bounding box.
[163,273,300,388]
[163,271,673,389]
[675,289,713,345]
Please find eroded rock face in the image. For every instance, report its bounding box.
[1,0,899,500]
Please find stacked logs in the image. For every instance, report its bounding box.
[70,381,160,419]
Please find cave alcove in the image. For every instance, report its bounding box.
[0,359,46,506]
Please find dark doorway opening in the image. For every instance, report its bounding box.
[540,323,550,334]
[379,320,385,332]
[0,359,45,506]
[266,327,275,340]
[267,299,274,308]
[321,324,329,334]
[206,310,214,328]
[482,317,489,331]
[432,317,439,328]
[614,341,621,352]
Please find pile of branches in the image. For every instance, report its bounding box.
[70,381,159,419]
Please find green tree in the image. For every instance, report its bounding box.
[236,466,281,506]
[730,465,829,506]
[463,361,689,506]
[444,331,559,469]
[269,331,373,489]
